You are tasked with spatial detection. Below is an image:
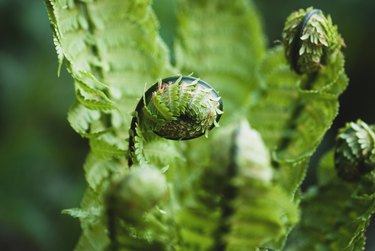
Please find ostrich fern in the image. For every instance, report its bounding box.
[46,1,375,250]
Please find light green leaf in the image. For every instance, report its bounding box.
[67,102,101,136]
[45,0,177,248]
[83,153,126,191]
[226,181,299,251]
[73,188,109,251]
[89,138,125,160]
[209,121,299,250]
[248,46,348,196]
[73,71,117,111]
[143,140,185,168]
[75,234,101,251]
[47,0,175,138]
[175,0,266,122]
[62,207,101,222]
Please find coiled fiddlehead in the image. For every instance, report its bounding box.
[335,120,375,181]
[128,75,223,166]
[282,7,344,74]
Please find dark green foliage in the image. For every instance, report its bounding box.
[286,151,375,251]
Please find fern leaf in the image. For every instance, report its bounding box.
[67,102,101,136]
[89,138,125,160]
[84,153,126,192]
[143,140,185,168]
[226,181,299,251]
[47,0,175,138]
[150,93,175,121]
[286,151,375,251]
[175,0,266,121]
[249,46,348,196]
[45,1,180,249]
[209,120,298,250]
[73,187,110,251]
[175,207,220,251]
[74,71,116,111]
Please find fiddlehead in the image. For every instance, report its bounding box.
[282,7,344,75]
[206,120,298,251]
[335,120,375,181]
[128,75,223,166]
[106,166,168,250]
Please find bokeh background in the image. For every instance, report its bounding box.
[0,0,374,250]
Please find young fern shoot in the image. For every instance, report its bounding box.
[282,7,344,75]
[335,120,375,181]
[128,76,223,166]
[106,166,168,251]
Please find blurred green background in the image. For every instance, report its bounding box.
[0,0,374,250]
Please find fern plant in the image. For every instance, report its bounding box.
[45,1,375,250]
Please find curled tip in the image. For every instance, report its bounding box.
[128,75,223,166]
[282,7,343,74]
[138,75,223,140]
[335,120,375,181]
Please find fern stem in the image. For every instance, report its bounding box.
[127,82,158,167]
[128,117,138,167]
[212,127,239,251]
[106,196,119,251]
[275,72,318,158]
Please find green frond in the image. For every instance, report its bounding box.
[143,140,185,168]
[187,87,210,118]
[175,0,266,122]
[89,138,125,161]
[73,187,110,251]
[208,121,298,250]
[163,81,181,115]
[62,207,102,224]
[248,46,348,196]
[84,153,126,192]
[75,224,109,251]
[47,0,175,138]
[247,47,300,148]
[75,234,102,251]
[286,151,375,251]
[67,102,101,136]
[175,207,220,250]
[150,93,175,121]
[226,181,299,251]
[178,82,196,114]
[69,72,118,135]
[133,125,148,166]
[105,166,177,251]
[142,105,166,132]
[45,1,179,249]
